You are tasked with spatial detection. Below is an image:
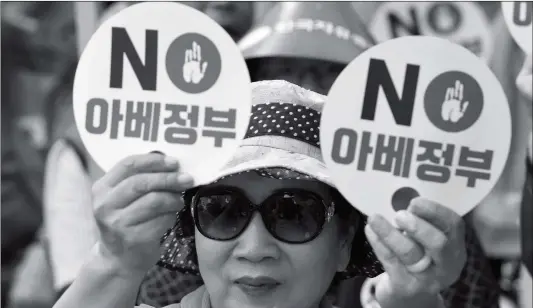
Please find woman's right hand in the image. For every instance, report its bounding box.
[92,153,195,274]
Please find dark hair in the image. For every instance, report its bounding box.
[330,188,362,235]
[327,188,365,296]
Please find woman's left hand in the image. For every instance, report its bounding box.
[365,197,466,307]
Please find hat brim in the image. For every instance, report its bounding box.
[202,144,336,188]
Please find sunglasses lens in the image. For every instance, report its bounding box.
[194,189,327,243]
[263,192,325,243]
[195,191,250,240]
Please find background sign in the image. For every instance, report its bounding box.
[502,1,532,55]
[73,2,252,185]
[321,36,511,222]
[369,2,493,61]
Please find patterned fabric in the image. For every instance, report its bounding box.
[136,267,203,307]
[245,102,322,147]
[439,223,500,308]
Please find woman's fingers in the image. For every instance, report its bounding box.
[394,210,448,264]
[398,200,467,286]
[408,197,464,238]
[126,213,177,244]
[364,225,408,279]
[367,215,425,267]
[97,153,181,189]
[119,191,183,227]
[101,171,194,211]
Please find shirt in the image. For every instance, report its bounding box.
[136,285,339,308]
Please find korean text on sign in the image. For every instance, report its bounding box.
[330,129,494,188]
[85,99,237,148]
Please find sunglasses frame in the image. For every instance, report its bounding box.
[189,185,336,244]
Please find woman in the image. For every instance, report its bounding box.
[53,80,467,308]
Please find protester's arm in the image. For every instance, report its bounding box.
[43,140,98,293]
[53,153,193,307]
[52,243,145,308]
[363,199,467,308]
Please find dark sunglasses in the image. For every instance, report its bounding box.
[190,186,335,244]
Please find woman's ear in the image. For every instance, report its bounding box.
[337,224,355,272]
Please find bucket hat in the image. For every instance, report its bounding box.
[157,80,384,280]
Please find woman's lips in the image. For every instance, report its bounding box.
[234,276,281,296]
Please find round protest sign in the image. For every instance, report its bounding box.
[369,2,493,61]
[73,2,252,185]
[321,36,511,222]
[502,2,532,55]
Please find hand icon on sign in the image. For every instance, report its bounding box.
[183,41,208,84]
[441,80,469,123]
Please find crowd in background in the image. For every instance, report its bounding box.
[1,2,531,308]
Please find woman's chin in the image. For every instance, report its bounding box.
[226,283,286,308]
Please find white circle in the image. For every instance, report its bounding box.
[502,2,532,55]
[321,36,511,222]
[73,2,252,185]
[369,2,493,61]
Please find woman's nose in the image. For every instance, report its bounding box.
[232,212,281,263]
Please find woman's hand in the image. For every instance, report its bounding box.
[364,197,466,307]
[92,153,194,274]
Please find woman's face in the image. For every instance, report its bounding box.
[252,58,345,95]
[195,172,354,308]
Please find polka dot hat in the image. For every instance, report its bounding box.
[157,80,384,279]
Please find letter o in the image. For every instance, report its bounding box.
[428,3,462,35]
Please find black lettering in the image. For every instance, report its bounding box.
[361,59,420,126]
[331,129,357,164]
[388,8,421,38]
[428,3,461,35]
[85,98,108,134]
[109,27,158,90]
[513,2,532,26]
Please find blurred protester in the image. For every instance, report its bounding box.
[516,55,532,308]
[199,2,254,42]
[239,2,374,95]
[469,8,532,308]
[39,2,117,301]
[349,2,532,306]
[1,4,55,306]
[357,1,530,285]
[97,2,254,42]
[42,77,105,300]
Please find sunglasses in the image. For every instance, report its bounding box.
[190,186,335,244]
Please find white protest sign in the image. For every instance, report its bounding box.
[73,2,252,185]
[369,2,493,61]
[321,36,511,222]
[502,2,532,55]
